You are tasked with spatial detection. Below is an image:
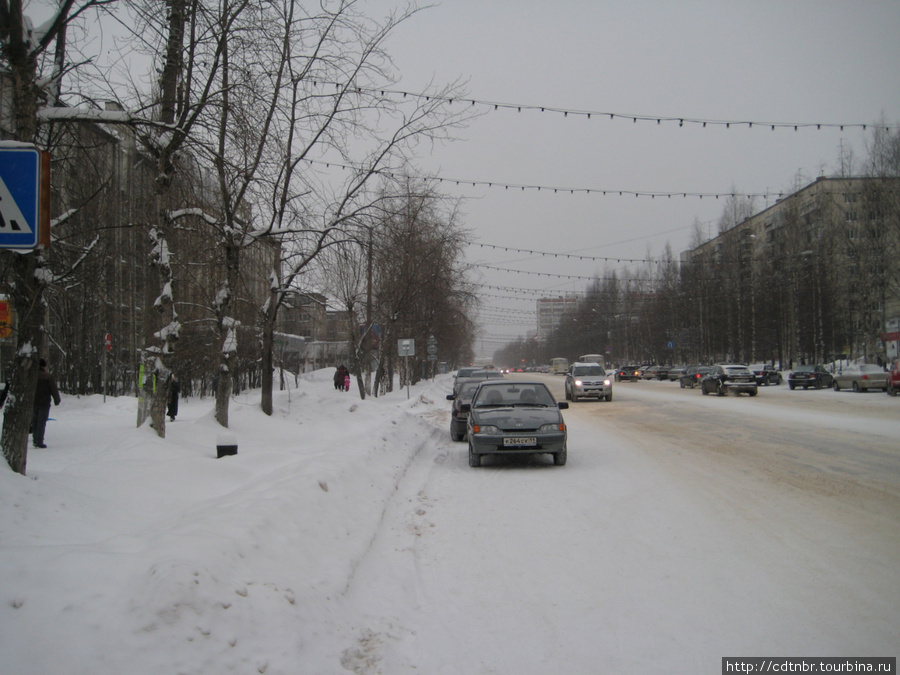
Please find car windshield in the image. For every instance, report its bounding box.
[456,368,478,378]
[473,384,555,408]
[574,365,605,376]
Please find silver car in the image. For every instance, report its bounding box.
[832,364,888,392]
[565,362,613,402]
[463,381,568,467]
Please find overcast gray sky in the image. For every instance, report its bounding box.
[369,0,900,358]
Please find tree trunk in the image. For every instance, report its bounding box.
[0,6,44,474]
[260,247,283,417]
[260,315,275,416]
[215,365,231,427]
[1,254,44,474]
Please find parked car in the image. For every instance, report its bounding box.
[700,364,758,396]
[832,364,888,392]
[680,365,711,389]
[446,380,483,442]
[888,360,900,397]
[615,365,641,382]
[462,381,569,467]
[454,366,480,382]
[787,365,833,390]
[642,365,664,380]
[749,363,783,386]
[565,362,613,402]
[667,366,686,382]
[452,368,503,395]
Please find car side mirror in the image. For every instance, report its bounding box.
[558,402,569,410]
[446,394,455,400]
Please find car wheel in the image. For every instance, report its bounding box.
[553,447,567,466]
[833,380,840,391]
[717,383,726,396]
[852,381,860,392]
[606,392,613,402]
[788,382,795,390]
[701,383,709,395]
[889,383,897,397]
[468,442,481,467]
[749,388,758,396]
[450,425,463,442]
[571,390,579,402]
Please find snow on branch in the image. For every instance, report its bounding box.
[169,208,220,226]
[153,319,182,343]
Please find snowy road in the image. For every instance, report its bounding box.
[332,376,900,673]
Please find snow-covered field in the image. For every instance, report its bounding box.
[1,370,897,674]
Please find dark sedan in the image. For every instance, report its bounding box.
[452,368,504,395]
[463,381,568,467]
[446,380,484,442]
[788,365,833,390]
[700,364,758,396]
[680,365,711,388]
[615,365,642,382]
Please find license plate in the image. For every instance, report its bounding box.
[504,437,537,447]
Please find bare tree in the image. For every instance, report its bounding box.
[249,3,475,415]
[0,0,115,474]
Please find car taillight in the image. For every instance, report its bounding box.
[695,373,701,379]
[862,374,869,380]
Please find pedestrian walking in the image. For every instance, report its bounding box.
[334,365,345,391]
[32,358,60,448]
[343,371,351,392]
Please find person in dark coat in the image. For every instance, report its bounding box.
[334,365,347,391]
[32,358,61,448]
[167,376,180,421]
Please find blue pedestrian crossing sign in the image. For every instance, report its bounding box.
[0,145,43,249]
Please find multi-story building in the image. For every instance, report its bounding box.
[683,176,900,366]
[0,89,282,394]
[536,297,577,341]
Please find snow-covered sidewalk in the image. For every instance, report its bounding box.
[0,371,445,675]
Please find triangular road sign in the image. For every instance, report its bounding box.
[0,145,41,249]
[0,174,34,235]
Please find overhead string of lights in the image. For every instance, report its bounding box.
[305,157,781,200]
[308,80,896,132]
[476,264,602,282]
[477,284,585,298]
[472,243,651,265]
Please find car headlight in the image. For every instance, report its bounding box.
[539,423,565,432]
[473,424,500,434]
[574,378,583,386]
[603,379,611,386]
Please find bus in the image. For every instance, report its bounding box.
[578,354,604,366]
[550,357,569,375]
